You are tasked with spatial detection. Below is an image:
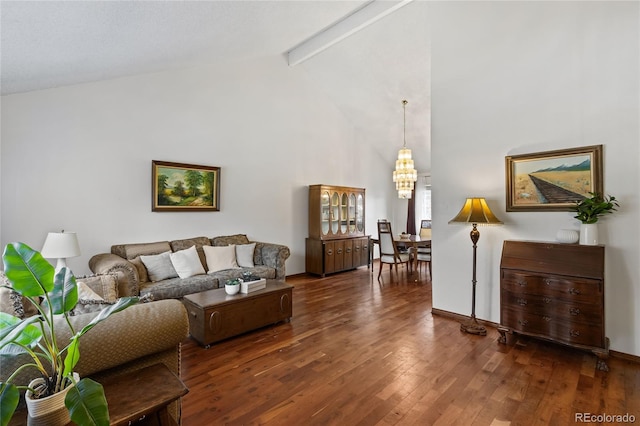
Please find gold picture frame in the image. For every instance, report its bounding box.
[505,145,603,212]
[152,160,220,212]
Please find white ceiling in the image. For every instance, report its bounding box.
[0,0,430,171]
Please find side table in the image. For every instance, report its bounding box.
[8,363,188,426]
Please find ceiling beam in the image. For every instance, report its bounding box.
[288,0,414,66]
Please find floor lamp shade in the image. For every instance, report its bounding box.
[449,198,502,336]
[41,231,81,270]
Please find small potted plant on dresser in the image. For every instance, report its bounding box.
[571,192,619,245]
[0,242,138,426]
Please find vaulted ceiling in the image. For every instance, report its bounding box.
[0,0,430,172]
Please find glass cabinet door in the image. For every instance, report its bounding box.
[356,193,364,233]
[348,193,356,233]
[340,193,348,234]
[321,191,330,236]
[331,192,340,234]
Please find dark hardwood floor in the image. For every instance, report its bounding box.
[180,263,640,425]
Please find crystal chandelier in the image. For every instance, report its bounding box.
[392,100,418,199]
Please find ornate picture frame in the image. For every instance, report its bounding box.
[152,160,220,212]
[505,145,603,212]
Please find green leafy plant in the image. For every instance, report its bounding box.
[0,242,138,426]
[225,278,241,286]
[571,192,619,224]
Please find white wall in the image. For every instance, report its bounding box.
[0,55,396,276]
[430,1,640,356]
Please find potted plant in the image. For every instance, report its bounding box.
[225,278,241,295]
[571,192,619,245]
[0,242,138,426]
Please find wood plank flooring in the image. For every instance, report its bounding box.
[180,264,640,425]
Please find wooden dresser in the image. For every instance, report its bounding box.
[498,240,609,370]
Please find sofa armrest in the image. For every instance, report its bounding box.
[64,299,189,378]
[89,253,139,296]
[254,242,290,280]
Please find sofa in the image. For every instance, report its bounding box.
[0,271,189,424]
[88,234,291,301]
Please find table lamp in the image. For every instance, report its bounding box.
[41,231,81,270]
[448,198,503,335]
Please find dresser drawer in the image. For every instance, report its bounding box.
[501,306,605,347]
[502,271,602,305]
[501,290,603,325]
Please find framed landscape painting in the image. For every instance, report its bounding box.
[505,145,603,212]
[152,160,220,211]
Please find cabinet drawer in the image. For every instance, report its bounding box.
[502,271,602,304]
[501,307,605,347]
[501,290,603,325]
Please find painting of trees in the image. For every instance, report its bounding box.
[152,161,220,211]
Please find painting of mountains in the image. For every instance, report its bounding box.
[506,145,603,211]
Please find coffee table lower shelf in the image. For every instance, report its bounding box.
[182,280,293,348]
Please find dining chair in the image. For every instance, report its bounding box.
[377,221,411,279]
[417,219,432,277]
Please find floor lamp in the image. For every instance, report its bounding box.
[448,198,503,336]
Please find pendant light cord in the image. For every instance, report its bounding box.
[402,99,408,148]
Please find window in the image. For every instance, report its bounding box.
[416,174,432,228]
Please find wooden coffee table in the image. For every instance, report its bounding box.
[182,280,293,348]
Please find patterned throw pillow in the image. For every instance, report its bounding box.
[70,294,153,316]
[76,274,119,303]
[0,271,40,319]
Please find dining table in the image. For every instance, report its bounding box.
[370,234,431,276]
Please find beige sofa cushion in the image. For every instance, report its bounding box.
[211,234,250,246]
[112,241,171,260]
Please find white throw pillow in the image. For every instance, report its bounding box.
[203,245,240,273]
[140,251,179,282]
[170,246,206,279]
[235,243,256,268]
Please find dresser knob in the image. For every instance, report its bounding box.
[517,298,527,306]
[542,316,552,322]
[569,307,581,316]
[517,280,527,287]
[569,288,581,295]
[518,319,528,326]
[543,297,551,304]
[570,330,580,337]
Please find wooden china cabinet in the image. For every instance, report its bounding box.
[305,185,370,276]
[498,240,609,371]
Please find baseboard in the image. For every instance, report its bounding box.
[430,307,500,329]
[431,308,640,364]
[610,350,640,364]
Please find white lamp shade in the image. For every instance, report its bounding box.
[41,232,81,259]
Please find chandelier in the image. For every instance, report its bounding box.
[392,100,418,199]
